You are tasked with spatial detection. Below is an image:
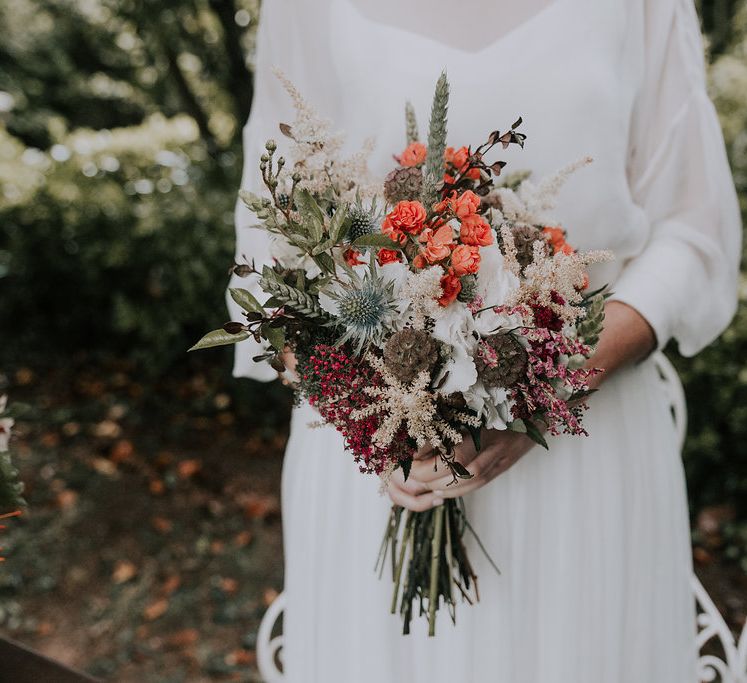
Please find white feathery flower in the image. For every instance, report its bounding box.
[403,266,444,329]
[491,157,593,227]
[273,69,378,201]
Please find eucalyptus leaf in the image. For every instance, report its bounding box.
[328,205,348,242]
[311,238,338,255]
[189,329,250,351]
[229,288,264,314]
[525,420,549,450]
[352,234,402,250]
[263,324,286,352]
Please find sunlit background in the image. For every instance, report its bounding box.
[0,0,745,681]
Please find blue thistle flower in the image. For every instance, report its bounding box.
[319,261,399,354]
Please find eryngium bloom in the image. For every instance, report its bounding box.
[319,263,400,354]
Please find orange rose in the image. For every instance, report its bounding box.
[438,269,462,307]
[400,142,427,167]
[434,190,480,219]
[543,226,573,255]
[444,146,469,169]
[420,223,455,264]
[382,200,428,244]
[459,214,493,246]
[413,253,427,269]
[451,244,481,276]
[377,248,402,266]
[343,247,365,266]
[452,190,481,219]
[444,146,480,180]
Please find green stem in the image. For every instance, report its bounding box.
[428,504,445,636]
[391,512,413,614]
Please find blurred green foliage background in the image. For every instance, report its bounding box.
[0,0,746,567]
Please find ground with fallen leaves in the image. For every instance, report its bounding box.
[0,357,745,682]
[1,357,290,682]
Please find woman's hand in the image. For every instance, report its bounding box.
[386,301,657,512]
[387,429,535,512]
[278,347,298,386]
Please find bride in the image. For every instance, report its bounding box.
[227,0,741,681]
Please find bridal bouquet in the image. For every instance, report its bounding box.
[191,72,611,635]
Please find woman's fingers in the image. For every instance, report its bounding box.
[414,442,435,460]
[387,484,443,512]
[408,455,446,485]
[389,468,430,495]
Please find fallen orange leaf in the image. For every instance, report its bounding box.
[143,598,169,621]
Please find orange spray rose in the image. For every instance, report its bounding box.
[451,244,481,276]
[400,142,427,167]
[420,224,455,264]
[382,201,428,244]
[459,214,494,247]
[377,248,402,266]
[438,269,462,307]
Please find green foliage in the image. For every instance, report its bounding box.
[673,0,747,567]
[0,451,25,513]
[0,115,238,371]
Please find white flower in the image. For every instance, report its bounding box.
[402,266,444,329]
[431,303,479,395]
[463,382,512,431]
[472,243,523,336]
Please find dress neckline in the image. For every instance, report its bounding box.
[343,0,568,55]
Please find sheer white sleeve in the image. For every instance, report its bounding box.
[227,1,292,381]
[611,0,742,356]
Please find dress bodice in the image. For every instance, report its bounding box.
[228,0,741,380]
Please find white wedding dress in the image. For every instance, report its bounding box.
[227,0,742,681]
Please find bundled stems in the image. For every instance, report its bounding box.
[428,504,445,636]
[383,498,492,636]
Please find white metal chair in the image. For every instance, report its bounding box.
[257,352,747,682]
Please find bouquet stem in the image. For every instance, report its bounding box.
[427,504,445,636]
[378,498,495,636]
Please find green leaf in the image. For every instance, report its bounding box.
[311,237,338,255]
[450,460,473,479]
[229,288,264,314]
[467,424,482,452]
[400,457,412,482]
[352,234,402,250]
[295,189,326,241]
[508,418,527,433]
[328,205,349,242]
[0,452,25,512]
[525,420,549,450]
[263,324,286,352]
[313,252,337,274]
[189,329,250,351]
